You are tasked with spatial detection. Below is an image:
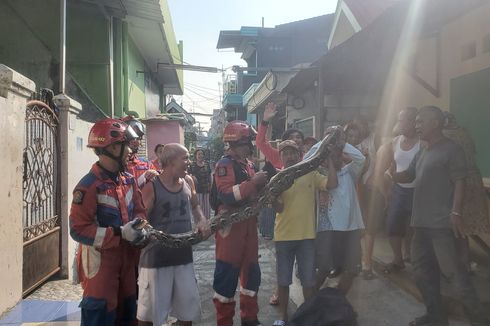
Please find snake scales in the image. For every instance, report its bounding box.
[141,127,342,248]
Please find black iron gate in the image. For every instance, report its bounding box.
[22,91,61,296]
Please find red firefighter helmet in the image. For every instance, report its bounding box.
[122,115,145,137]
[87,118,139,148]
[223,120,257,145]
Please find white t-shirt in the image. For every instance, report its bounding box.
[393,135,420,188]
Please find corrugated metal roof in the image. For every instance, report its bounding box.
[122,0,164,23]
[91,0,165,22]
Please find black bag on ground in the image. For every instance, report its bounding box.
[289,288,358,326]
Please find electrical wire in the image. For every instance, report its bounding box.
[185,82,221,93]
[185,84,221,98]
[182,94,216,113]
[185,87,221,102]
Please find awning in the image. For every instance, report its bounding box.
[217,27,261,51]
[245,71,299,113]
[80,0,165,23]
[282,67,318,95]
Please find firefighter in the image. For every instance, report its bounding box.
[122,115,159,188]
[212,121,268,326]
[70,118,149,325]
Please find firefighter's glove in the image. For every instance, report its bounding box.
[121,218,149,246]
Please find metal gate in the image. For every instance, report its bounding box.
[22,91,61,296]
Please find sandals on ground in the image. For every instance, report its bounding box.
[383,262,405,274]
[269,293,279,305]
[361,269,376,280]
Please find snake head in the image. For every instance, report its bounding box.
[324,126,345,149]
[132,218,148,230]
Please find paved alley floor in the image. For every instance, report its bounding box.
[0,236,472,325]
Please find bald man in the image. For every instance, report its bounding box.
[138,143,210,326]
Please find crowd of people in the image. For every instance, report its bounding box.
[68,103,490,326]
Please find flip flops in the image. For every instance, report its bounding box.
[361,269,376,280]
[269,293,279,305]
[383,262,405,274]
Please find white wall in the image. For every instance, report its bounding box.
[0,65,35,316]
[54,95,95,280]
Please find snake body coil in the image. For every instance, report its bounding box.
[143,128,341,248]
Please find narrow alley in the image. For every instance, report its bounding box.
[0,238,470,325]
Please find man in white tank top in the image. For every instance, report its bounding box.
[376,107,420,273]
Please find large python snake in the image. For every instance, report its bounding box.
[140,127,342,248]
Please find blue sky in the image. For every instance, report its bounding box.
[167,0,338,130]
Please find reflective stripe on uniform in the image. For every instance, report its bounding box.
[213,292,235,303]
[240,287,256,297]
[97,194,119,208]
[137,173,147,188]
[93,227,106,248]
[232,185,242,201]
[125,187,133,207]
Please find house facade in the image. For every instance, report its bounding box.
[0,0,183,120]
[0,0,184,316]
[216,14,334,127]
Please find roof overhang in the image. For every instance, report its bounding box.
[217,27,263,60]
[282,67,318,95]
[246,71,299,113]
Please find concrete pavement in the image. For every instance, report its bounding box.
[193,238,297,325]
[196,237,469,325]
[1,236,472,325]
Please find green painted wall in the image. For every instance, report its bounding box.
[0,0,111,116]
[161,0,183,92]
[450,68,490,178]
[0,0,181,118]
[67,2,110,116]
[127,37,146,118]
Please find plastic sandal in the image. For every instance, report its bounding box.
[269,293,279,305]
[383,262,405,274]
[361,269,376,280]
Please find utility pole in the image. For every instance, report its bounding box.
[59,0,66,94]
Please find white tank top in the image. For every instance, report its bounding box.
[394,135,420,188]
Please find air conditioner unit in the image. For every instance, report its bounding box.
[227,80,237,94]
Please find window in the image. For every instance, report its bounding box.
[294,116,315,138]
